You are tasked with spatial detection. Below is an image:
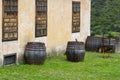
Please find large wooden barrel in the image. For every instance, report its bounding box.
[66,41,85,62]
[85,36,102,51]
[101,38,116,52]
[24,42,46,65]
[103,38,116,46]
[85,36,117,52]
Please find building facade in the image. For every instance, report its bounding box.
[0,0,91,65]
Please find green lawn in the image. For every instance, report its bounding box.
[0,52,120,80]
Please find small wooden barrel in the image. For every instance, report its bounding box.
[66,41,85,62]
[24,42,46,65]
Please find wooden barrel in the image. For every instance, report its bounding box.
[24,42,46,65]
[85,36,102,51]
[103,38,116,45]
[85,36,117,52]
[100,38,116,52]
[66,41,85,62]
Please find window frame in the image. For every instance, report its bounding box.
[35,0,47,37]
[2,0,18,42]
[72,1,80,33]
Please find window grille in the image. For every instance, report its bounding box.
[3,53,16,65]
[35,0,47,37]
[2,0,18,41]
[72,2,80,33]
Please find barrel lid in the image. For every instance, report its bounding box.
[67,41,84,45]
[27,42,45,45]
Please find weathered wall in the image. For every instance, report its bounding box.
[71,0,91,42]
[19,0,35,48]
[47,0,72,53]
[80,0,91,42]
[18,0,35,62]
[0,0,91,65]
[47,0,91,53]
[0,0,19,65]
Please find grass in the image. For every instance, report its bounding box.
[0,52,120,80]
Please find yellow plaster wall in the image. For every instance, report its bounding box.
[47,0,91,52]
[0,0,91,65]
[0,0,19,65]
[47,0,72,50]
[18,0,35,48]
[80,0,91,42]
[17,0,91,55]
[18,0,35,61]
[71,0,91,42]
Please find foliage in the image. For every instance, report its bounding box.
[91,0,120,36]
[105,32,120,38]
[0,52,120,80]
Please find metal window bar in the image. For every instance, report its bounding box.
[2,0,18,41]
[72,2,80,33]
[3,53,16,65]
[35,0,47,37]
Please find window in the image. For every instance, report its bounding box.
[2,0,18,41]
[72,1,80,33]
[3,53,16,65]
[35,0,47,37]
